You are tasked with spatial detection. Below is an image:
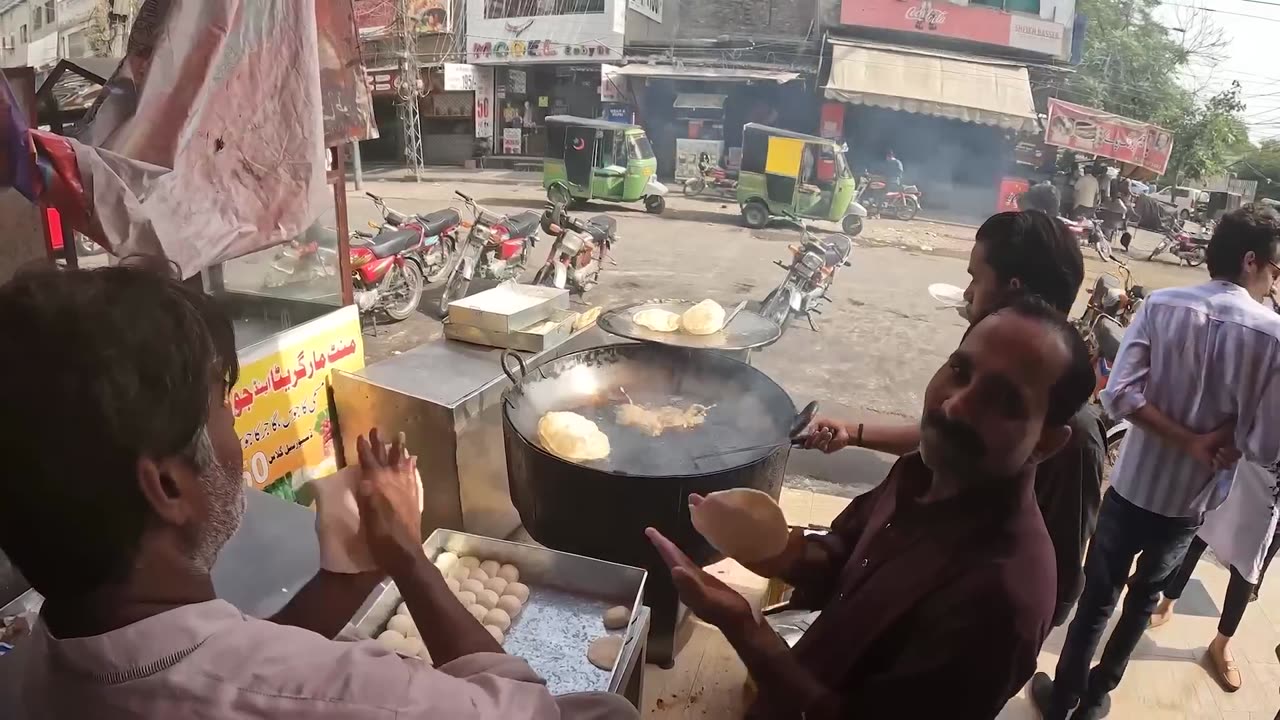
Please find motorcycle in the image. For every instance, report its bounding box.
[1148,220,1209,266]
[682,152,738,198]
[533,203,618,294]
[760,218,854,335]
[361,192,459,283]
[438,191,542,314]
[856,174,921,221]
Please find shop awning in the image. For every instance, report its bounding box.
[825,40,1038,133]
[674,93,727,110]
[613,64,800,84]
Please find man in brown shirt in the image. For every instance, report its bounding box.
[648,295,1097,719]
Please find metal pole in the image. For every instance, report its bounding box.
[333,145,355,307]
[351,140,364,190]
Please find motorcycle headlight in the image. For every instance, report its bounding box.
[800,252,824,273]
[561,232,584,254]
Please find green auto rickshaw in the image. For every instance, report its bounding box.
[543,116,668,214]
[736,124,866,236]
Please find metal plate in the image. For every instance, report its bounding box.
[448,284,570,333]
[598,299,781,351]
[444,309,579,352]
[345,530,647,696]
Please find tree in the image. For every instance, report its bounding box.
[1055,0,1245,181]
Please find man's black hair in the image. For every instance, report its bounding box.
[1206,205,1280,279]
[967,295,1095,426]
[975,210,1085,315]
[0,266,239,598]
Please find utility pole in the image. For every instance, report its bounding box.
[395,0,423,181]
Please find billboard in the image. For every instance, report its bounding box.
[839,0,1068,59]
[1044,99,1173,176]
[355,0,450,35]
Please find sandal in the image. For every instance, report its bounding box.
[1206,650,1243,692]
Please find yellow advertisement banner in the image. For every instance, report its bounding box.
[230,306,365,491]
[765,136,803,177]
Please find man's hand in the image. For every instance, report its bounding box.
[1188,420,1240,471]
[804,417,851,454]
[646,527,755,633]
[355,428,423,577]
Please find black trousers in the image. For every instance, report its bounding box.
[1163,526,1280,637]
[1047,490,1201,718]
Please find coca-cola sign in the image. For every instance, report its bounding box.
[840,0,1069,59]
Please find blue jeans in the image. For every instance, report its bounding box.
[1049,489,1201,714]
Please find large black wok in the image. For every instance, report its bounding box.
[501,343,806,665]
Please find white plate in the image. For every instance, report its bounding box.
[927,283,966,308]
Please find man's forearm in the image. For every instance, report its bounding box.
[857,422,922,457]
[395,555,502,664]
[726,617,841,719]
[269,570,384,638]
[1129,404,1197,448]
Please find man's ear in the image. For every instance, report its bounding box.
[1030,424,1073,465]
[1007,277,1023,294]
[137,456,199,526]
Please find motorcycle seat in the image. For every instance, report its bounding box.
[502,211,542,239]
[584,215,617,242]
[417,209,460,237]
[721,169,739,180]
[367,228,420,258]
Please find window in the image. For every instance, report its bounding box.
[18,24,26,43]
[44,1,54,25]
[627,135,654,161]
[485,0,604,20]
[33,11,41,30]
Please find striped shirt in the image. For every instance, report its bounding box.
[1101,280,1280,518]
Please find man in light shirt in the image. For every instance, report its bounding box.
[0,266,636,720]
[1032,206,1280,720]
[1071,166,1102,219]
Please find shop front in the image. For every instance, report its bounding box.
[361,65,480,166]
[823,39,1038,221]
[465,0,625,158]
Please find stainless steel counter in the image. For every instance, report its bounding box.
[332,328,626,540]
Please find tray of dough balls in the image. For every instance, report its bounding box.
[348,529,648,696]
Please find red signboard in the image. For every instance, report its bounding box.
[998,177,1030,213]
[1044,99,1173,176]
[839,0,1067,58]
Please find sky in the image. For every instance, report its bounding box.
[1154,0,1280,142]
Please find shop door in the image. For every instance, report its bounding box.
[565,128,598,198]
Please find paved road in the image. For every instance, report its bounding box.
[103,178,1202,497]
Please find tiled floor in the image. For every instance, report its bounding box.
[645,489,1280,718]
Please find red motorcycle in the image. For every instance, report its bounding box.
[856,174,921,221]
[682,152,738,198]
[438,191,542,314]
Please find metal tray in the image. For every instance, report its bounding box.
[444,309,579,352]
[447,284,570,333]
[598,299,781,351]
[345,530,647,696]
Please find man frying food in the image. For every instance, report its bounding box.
[648,295,1097,718]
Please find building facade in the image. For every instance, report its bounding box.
[0,0,29,68]
[823,0,1079,219]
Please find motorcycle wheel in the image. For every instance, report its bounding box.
[382,260,425,322]
[438,261,472,316]
[1102,423,1126,495]
[894,199,918,222]
[424,241,453,283]
[683,178,706,197]
[1147,244,1164,262]
[533,265,554,288]
[761,288,793,335]
[1186,248,1206,268]
[841,214,864,236]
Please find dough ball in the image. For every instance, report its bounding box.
[690,488,789,564]
[504,582,530,603]
[479,560,501,578]
[445,577,461,594]
[587,634,624,670]
[387,614,417,638]
[603,606,630,630]
[418,643,434,664]
[448,564,472,580]
[376,629,406,651]
[459,556,481,570]
[460,578,486,595]
[434,551,460,573]
[497,564,521,584]
[400,636,425,658]
[468,568,490,584]
[456,591,477,607]
[484,576,509,595]
[634,308,681,333]
[468,603,488,622]
[485,624,505,645]
[680,299,726,335]
[496,594,523,618]
[537,412,610,462]
[476,589,500,610]
[483,608,512,632]
[396,602,410,617]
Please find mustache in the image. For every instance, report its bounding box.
[923,410,986,459]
